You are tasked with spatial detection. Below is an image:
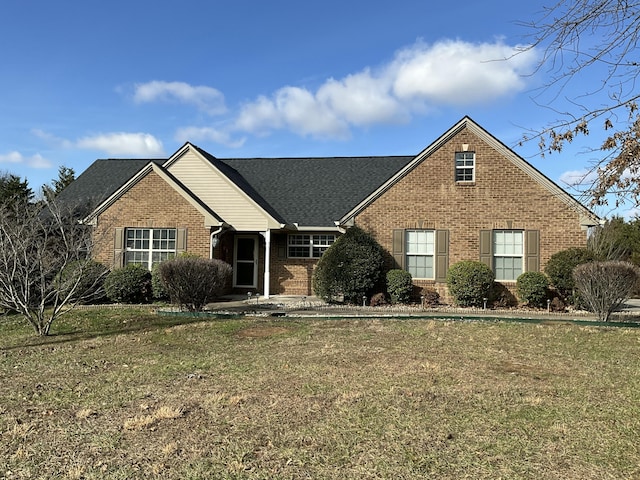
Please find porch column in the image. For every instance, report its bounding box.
[261,229,271,299]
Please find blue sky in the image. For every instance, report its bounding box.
[0,1,620,216]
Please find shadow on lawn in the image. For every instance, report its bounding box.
[0,310,242,351]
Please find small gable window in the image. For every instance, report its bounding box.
[125,228,177,269]
[455,152,475,182]
[288,234,335,258]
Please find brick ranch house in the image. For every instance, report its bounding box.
[58,116,600,301]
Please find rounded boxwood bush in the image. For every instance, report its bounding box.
[544,247,597,303]
[446,260,494,307]
[516,271,549,307]
[386,269,413,304]
[312,226,385,304]
[104,264,152,304]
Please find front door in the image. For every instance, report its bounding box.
[234,235,258,288]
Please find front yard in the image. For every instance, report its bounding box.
[1,309,639,479]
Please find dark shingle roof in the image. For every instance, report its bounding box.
[219,156,414,226]
[56,158,164,210]
[60,151,415,227]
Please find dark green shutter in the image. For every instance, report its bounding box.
[176,228,187,254]
[392,229,405,269]
[525,230,540,272]
[479,230,492,269]
[114,228,125,268]
[435,229,449,282]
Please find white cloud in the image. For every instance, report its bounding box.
[175,126,245,148]
[133,81,226,115]
[0,151,52,168]
[317,70,408,125]
[76,133,165,156]
[229,38,537,140]
[391,39,534,104]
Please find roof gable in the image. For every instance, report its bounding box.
[164,143,284,230]
[340,116,600,227]
[86,161,224,227]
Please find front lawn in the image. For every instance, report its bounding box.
[1,309,639,479]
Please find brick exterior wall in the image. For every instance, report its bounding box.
[270,238,317,295]
[352,127,589,301]
[93,171,211,268]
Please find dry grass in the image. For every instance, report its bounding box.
[1,309,640,478]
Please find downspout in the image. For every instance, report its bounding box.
[210,226,223,259]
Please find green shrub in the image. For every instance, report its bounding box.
[573,261,640,321]
[151,263,169,300]
[158,257,232,312]
[545,247,597,303]
[386,269,413,304]
[446,261,495,307]
[312,226,385,304]
[516,271,550,307]
[104,264,152,304]
[56,259,109,304]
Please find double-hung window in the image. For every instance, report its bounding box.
[125,228,177,270]
[288,234,335,258]
[493,230,523,281]
[455,152,475,182]
[406,230,435,279]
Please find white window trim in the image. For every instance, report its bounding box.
[125,227,177,270]
[493,230,524,281]
[287,233,336,258]
[455,152,475,182]
[405,230,435,280]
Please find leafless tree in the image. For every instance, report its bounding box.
[573,260,639,321]
[519,0,640,207]
[0,198,106,335]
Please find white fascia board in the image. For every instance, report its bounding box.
[291,225,343,232]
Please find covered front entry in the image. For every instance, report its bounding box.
[233,235,258,288]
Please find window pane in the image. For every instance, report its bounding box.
[406,230,434,255]
[289,234,335,258]
[125,251,149,266]
[289,235,310,246]
[495,256,522,281]
[407,255,433,279]
[288,246,310,258]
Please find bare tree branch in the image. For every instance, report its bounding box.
[0,198,106,335]
[519,0,640,207]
